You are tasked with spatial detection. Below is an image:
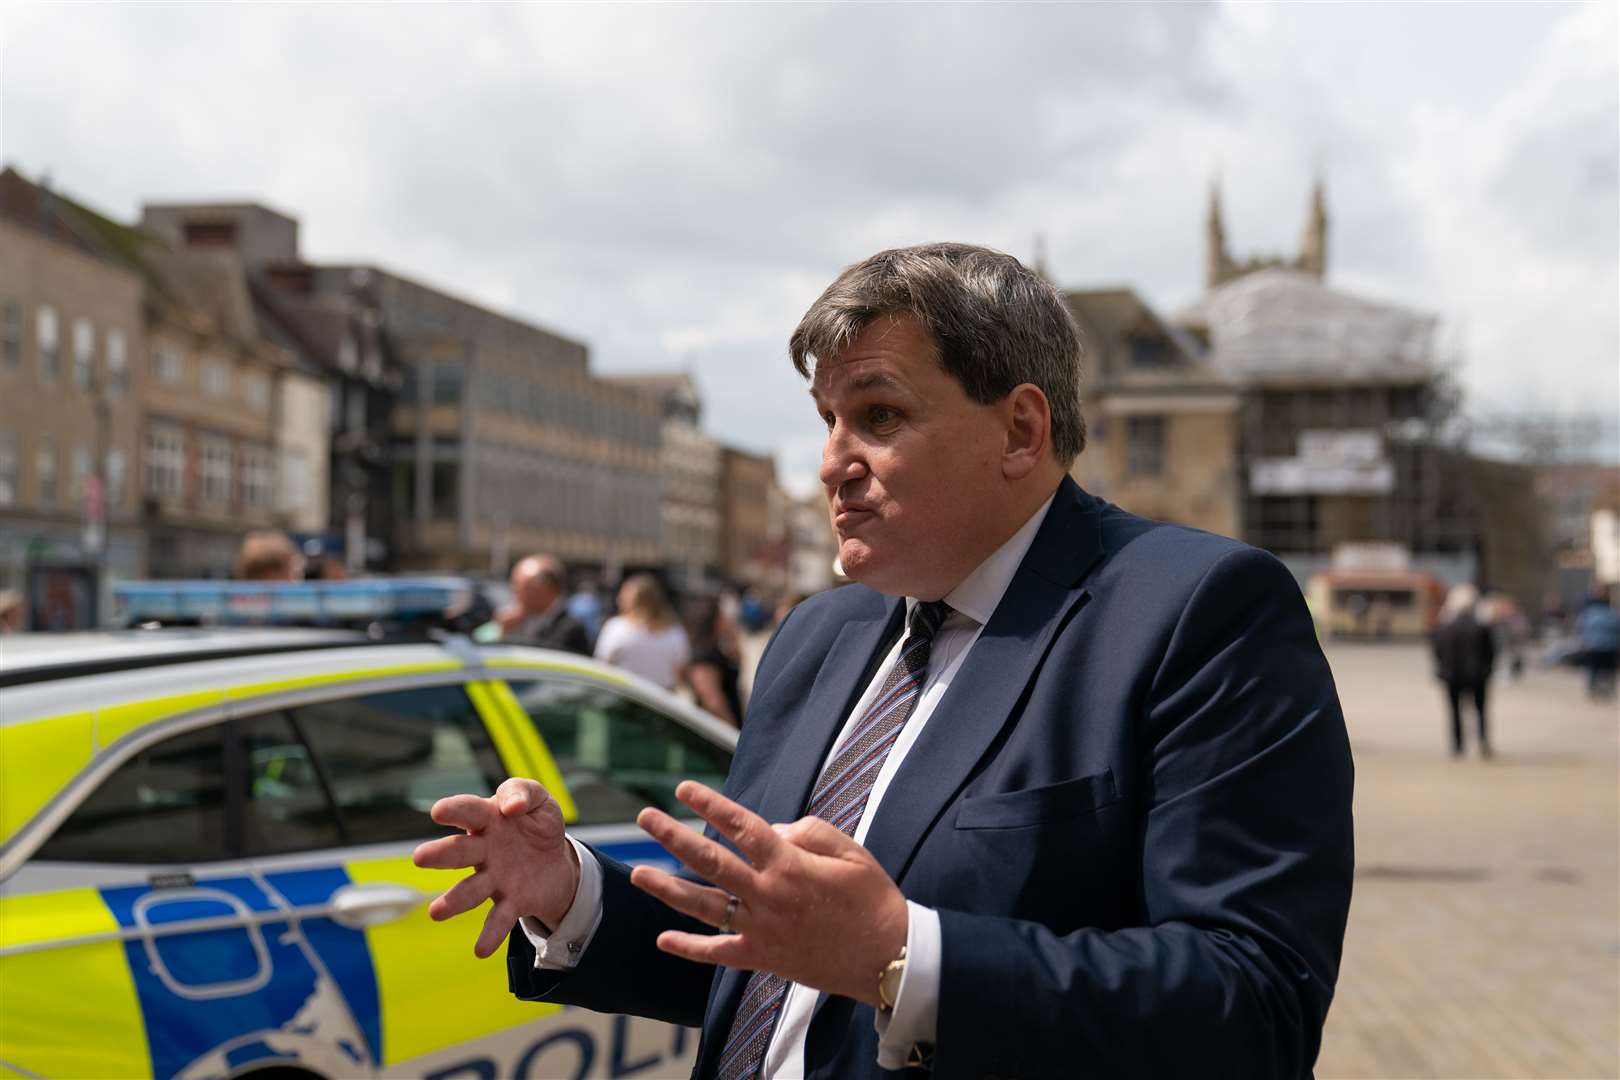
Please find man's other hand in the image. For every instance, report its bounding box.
[630,781,909,1007]
[413,777,581,959]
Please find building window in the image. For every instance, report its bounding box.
[346,389,366,433]
[241,371,270,413]
[72,318,94,389]
[2,301,19,370]
[201,359,230,398]
[152,342,183,384]
[282,447,309,515]
[1128,334,1171,369]
[37,306,59,383]
[243,447,274,509]
[200,437,233,504]
[32,723,226,864]
[145,425,185,499]
[106,448,127,509]
[106,330,128,398]
[0,430,16,506]
[430,365,463,404]
[36,436,57,506]
[69,444,91,501]
[183,221,238,247]
[1126,415,1166,477]
[431,461,458,520]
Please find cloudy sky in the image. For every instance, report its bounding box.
[4,2,1615,493]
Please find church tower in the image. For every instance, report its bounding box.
[1299,177,1328,279]
[1205,179,1232,290]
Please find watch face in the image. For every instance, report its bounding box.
[880,959,905,1010]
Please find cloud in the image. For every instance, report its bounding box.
[2,0,1614,495]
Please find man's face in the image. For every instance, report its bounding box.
[510,564,557,614]
[812,315,1011,599]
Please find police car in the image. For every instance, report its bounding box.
[0,580,736,1080]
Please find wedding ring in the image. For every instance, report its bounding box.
[719,894,739,933]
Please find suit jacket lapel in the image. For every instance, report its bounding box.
[751,597,904,827]
[860,479,1106,885]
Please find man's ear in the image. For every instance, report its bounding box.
[1001,384,1050,480]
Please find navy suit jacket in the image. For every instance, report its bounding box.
[509,478,1355,1079]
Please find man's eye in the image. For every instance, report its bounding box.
[870,407,897,426]
[821,412,836,431]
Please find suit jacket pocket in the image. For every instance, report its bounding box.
[954,769,1120,830]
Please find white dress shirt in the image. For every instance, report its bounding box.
[524,492,1056,1076]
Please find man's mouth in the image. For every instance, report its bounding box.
[833,505,874,531]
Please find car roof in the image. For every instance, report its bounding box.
[0,628,370,686]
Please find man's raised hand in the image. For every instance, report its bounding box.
[629,781,909,1006]
[412,777,581,959]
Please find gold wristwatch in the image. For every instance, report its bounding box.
[877,945,907,1013]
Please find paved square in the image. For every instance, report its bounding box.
[1317,642,1619,1079]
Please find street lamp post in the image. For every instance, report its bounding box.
[82,366,111,625]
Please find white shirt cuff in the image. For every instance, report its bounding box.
[874,900,940,1069]
[518,837,604,971]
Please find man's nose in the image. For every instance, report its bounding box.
[819,425,866,491]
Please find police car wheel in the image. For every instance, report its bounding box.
[228,1066,326,1080]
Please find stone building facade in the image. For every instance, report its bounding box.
[142,203,391,571]
[320,266,662,576]
[0,177,147,597]
[0,171,311,595]
[1064,287,1241,539]
[719,446,782,588]
[607,372,724,592]
[137,246,298,577]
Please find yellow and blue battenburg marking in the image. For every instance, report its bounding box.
[94,867,378,1079]
[1,626,720,1079]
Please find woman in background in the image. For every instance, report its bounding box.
[682,595,743,726]
[594,573,688,691]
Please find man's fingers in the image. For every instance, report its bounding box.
[412,832,485,871]
[474,900,515,959]
[637,806,757,895]
[495,777,551,817]
[428,869,495,922]
[431,793,497,832]
[778,815,861,858]
[655,929,752,969]
[673,780,782,866]
[628,865,736,929]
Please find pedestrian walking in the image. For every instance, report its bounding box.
[1575,586,1619,700]
[1433,583,1497,758]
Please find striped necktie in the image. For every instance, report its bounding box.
[715,599,952,1080]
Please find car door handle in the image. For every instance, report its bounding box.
[329,882,428,929]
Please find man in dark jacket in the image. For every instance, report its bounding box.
[498,553,591,656]
[419,244,1354,1078]
[1433,583,1497,757]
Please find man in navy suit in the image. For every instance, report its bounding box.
[416,243,1354,1078]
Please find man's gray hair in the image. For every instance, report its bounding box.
[789,242,1086,464]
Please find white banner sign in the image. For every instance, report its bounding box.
[1299,429,1383,465]
[1250,457,1395,495]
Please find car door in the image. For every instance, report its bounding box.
[4,714,368,1080]
[238,676,698,1080]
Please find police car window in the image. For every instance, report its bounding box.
[239,711,344,855]
[35,724,227,864]
[505,679,732,826]
[284,684,505,846]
